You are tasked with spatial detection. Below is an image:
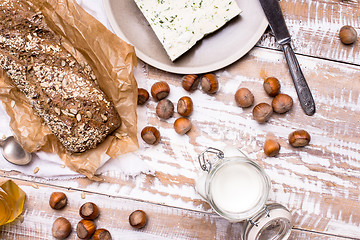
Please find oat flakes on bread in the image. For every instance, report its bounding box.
[0,0,121,153]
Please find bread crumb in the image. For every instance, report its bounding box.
[60,164,66,168]
[81,192,86,199]
[33,167,39,174]
[31,183,39,189]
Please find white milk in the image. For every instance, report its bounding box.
[210,162,264,213]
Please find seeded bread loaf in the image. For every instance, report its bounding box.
[0,0,121,153]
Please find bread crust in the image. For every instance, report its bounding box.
[0,0,121,153]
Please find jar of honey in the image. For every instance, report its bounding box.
[0,180,26,226]
[196,147,292,240]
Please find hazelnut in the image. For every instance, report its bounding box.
[52,217,72,239]
[141,126,160,145]
[289,130,311,147]
[177,96,193,117]
[174,117,192,135]
[252,103,273,123]
[272,94,293,113]
[156,99,174,119]
[263,77,281,97]
[77,219,96,239]
[151,81,170,101]
[137,88,149,105]
[339,25,357,45]
[129,210,147,229]
[49,192,67,210]
[263,139,281,157]
[234,88,254,108]
[182,74,200,92]
[93,229,112,240]
[79,202,100,220]
[201,73,218,94]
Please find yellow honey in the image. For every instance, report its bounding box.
[0,180,26,226]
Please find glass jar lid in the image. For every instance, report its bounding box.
[243,203,292,240]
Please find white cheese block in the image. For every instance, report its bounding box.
[134,0,242,61]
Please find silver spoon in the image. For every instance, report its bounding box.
[0,136,32,165]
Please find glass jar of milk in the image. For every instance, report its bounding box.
[196,147,292,240]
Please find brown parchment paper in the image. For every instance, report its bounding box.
[0,0,139,180]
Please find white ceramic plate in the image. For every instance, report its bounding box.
[103,0,268,74]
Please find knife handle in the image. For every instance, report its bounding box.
[281,43,316,116]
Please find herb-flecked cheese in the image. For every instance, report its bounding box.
[134,0,242,61]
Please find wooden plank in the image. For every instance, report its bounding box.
[289,229,353,240]
[0,1,359,239]
[0,177,243,239]
[0,177,353,240]
[257,0,360,65]
[1,46,360,239]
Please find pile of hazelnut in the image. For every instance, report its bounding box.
[138,74,311,156]
[50,192,148,239]
[138,73,219,145]
[234,77,311,157]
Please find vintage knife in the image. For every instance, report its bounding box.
[259,0,316,116]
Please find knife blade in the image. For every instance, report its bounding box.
[259,0,316,116]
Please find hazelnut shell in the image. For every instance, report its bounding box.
[49,192,67,210]
[52,217,72,240]
[339,25,357,45]
[174,117,192,135]
[93,229,112,240]
[137,88,149,105]
[263,139,281,157]
[182,74,200,92]
[234,88,254,108]
[141,126,160,145]
[177,96,193,117]
[263,77,281,97]
[156,99,174,119]
[252,103,273,123]
[79,202,100,220]
[289,130,311,147]
[77,219,96,239]
[151,81,170,101]
[272,94,293,114]
[129,210,147,229]
[201,73,218,94]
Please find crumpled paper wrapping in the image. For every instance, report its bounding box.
[0,0,139,180]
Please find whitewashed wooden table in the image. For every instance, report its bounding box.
[1,0,360,239]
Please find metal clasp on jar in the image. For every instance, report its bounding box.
[198,147,224,172]
[248,205,270,227]
[243,203,292,240]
